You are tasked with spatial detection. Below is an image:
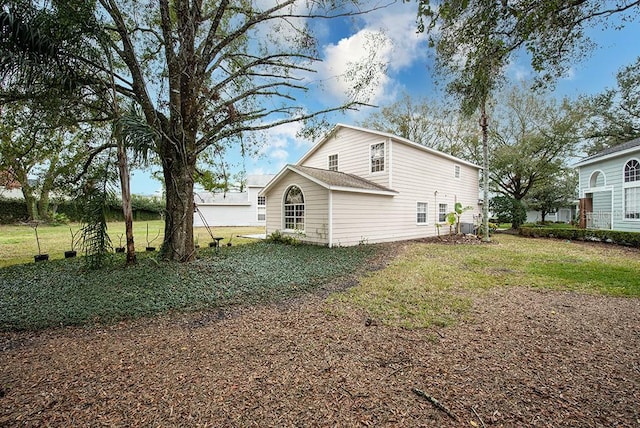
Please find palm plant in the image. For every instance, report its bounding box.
[446,202,474,235]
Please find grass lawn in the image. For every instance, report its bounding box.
[330,234,640,329]
[0,220,265,268]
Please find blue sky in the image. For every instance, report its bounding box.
[129,1,640,196]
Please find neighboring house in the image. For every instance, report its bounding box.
[525,206,577,224]
[260,124,481,247]
[574,137,640,231]
[0,172,35,200]
[193,174,274,227]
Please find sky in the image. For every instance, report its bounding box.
[129,1,640,196]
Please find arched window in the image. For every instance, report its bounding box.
[624,160,640,219]
[284,186,305,230]
[624,159,640,183]
[589,170,605,188]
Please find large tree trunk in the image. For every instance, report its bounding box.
[480,102,490,242]
[36,155,57,221]
[22,186,37,221]
[15,168,37,220]
[160,136,196,262]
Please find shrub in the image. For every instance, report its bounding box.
[519,226,640,248]
[49,211,70,225]
[266,230,301,246]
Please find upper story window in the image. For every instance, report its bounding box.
[257,196,266,206]
[454,165,461,178]
[370,142,385,173]
[284,185,305,231]
[328,154,338,171]
[624,159,640,183]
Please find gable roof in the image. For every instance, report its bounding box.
[246,174,275,187]
[573,137,640,167]
[194,191,250,205]
[297,123,482,170]
[261,165,397,196]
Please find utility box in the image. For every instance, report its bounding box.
[460,222,476,234]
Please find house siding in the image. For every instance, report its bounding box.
[316,136,480,246]
[264,173,329,245]
[330,191,409,246]
[578,151,640,232]
[389,139,480,231]
[264,125,482,246]
[300,127,392,190]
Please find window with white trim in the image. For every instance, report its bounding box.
[417,202,428,224]
[439,203,448,222]
[454,165,461,178]
[370,142,385,173]
[257,196,266,221]
[328,154,338,171]
[624,159,640,219]
[284,186,304,230]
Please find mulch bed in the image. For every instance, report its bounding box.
[1,245,639,427]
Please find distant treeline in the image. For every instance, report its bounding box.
[0,195,164,224]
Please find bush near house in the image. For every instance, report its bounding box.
[519,226,640,248]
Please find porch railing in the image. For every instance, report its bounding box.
[585,212,611,230]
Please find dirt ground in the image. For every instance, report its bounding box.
[1,245,640,427]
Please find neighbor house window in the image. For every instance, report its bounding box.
[624,159,640,219]
[454,165,461,178]
[417,202,428,224]
[328,154,338,171]
[439,203,448,222]
[370,142,385,173]
[257,196,266,221]
[284,186,304,230]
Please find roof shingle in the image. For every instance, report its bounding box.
[291,165,397,193]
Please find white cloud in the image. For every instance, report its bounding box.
[562,67,576,81]
[315,3,429,106]
[318,29,393,105]
[252,120,315,170]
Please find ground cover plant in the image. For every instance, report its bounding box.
[0,241,379,331]
[331,234,640,328]
[0,221,265,267]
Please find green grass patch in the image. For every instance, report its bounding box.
[0,242,379,331]
[330,234,640,329]
[0,221,265,268]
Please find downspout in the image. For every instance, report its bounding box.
[388,138,393,189]
[328,190,333,248]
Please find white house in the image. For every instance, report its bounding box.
[525,206,577,224]
[193,174,274,227]
[261,124,482,247]
[574,137,640,231]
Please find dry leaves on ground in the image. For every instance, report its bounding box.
[1,251,639,427]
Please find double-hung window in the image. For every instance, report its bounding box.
[370,142,385,173]
[417,202,428,224]
[257,196,266,222]
[328,154,338,171]
[439,203,448,222]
